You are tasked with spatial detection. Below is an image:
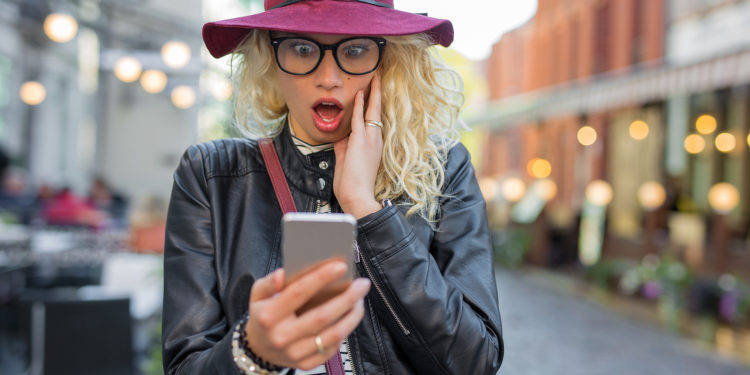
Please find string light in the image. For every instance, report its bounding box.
[577,126,597,146]
[638,181,666,211]
[708,183,739,214]
[696,114,717,135]
[684,134,705,154]
[140,70,168,94]
[527,158,552,179]
[715,132,736,153]
[501,177,525,203]
[171,86,196,109]
[629,120,649,141]
[43,13,78,43]
[585,180,613,206]
[20,81,46,105]
[162,41,191,69]
[114,57,142,83]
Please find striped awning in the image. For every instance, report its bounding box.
[468,49,750,128]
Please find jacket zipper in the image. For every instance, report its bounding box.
[345,338,357,375]
[354,241,411,336]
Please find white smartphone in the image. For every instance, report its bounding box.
[282,212,357,313]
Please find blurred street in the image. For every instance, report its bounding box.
[496,267,750,375]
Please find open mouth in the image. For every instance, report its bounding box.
[311,98,344,132]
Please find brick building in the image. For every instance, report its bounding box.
[474,0,750,274]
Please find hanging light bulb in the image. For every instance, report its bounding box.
[171,86,196,109]
[162,41,191,69]
[44,13,78,43]
[715,132,736,153]
[585,180,613,207]
[629,120,649,141]
[20,81,46,105]
[140,70,168,94]
[708,183,739,214]
[577,126,597,146]
[114,57,142,83]
[211,78,233,101]
[684,134,705,154]
[501,177,526,203]
[638,181,666,211]
[696,114,717,135]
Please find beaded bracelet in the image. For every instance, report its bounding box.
[231,314,286,375]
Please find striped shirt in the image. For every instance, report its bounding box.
[291,131,354,374]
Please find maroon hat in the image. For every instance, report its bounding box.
[202,0,454,58]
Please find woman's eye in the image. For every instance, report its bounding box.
[344,46,366,57]
[288,41,317,57]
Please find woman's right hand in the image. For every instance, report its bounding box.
[244,262,371,370]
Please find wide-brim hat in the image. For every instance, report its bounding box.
[203,0,454,59]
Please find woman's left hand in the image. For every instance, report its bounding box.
[333,73,384,219]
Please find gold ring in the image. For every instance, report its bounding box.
[365,120,383,129]
[314,335,325,355]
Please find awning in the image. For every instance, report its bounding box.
[468,49,750,128]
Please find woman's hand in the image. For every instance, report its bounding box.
[333,73,384,219]
[244,263,371,371]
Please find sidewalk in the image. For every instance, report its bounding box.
[495,267,750,375]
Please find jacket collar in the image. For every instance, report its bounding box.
[272,119,336,202]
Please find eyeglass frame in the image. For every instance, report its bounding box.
[269,35,387,76]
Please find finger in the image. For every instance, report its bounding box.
[285,298,366,367]
[250,268,285,303]
[364,73,381,123]
[350,90,365,136]
[270,261,349,317]
[276,278,370,340]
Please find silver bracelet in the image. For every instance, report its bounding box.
[231,319,283,375]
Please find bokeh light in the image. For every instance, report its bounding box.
[585,180,613,206]
[708,182,739,214]
[501,177,526,203]
[162,41,191,69]
[684,134,705,154]
[637,181,666,211]
[577,126,597,146]
[533,178,558,201]
[715,132,736,153]
[696,114,717,135]
[478,177,499,201]
[43,13,78,43]
[171,86,196,109]
[20,81,46,106]
[140,70,167,94]
[114,57,142,83]
[527,158,552,178]
[629,120,649,141]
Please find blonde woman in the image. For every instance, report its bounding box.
[162,1,503,374]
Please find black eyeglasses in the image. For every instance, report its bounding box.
[270,36,386,76]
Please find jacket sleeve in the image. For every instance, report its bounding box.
[355,143,503,375]
[161,145,239,374]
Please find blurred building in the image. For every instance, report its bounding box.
[474,0,750,274]
[0,0,202,203]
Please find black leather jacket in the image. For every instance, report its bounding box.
[162,125,504,374]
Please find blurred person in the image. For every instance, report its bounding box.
[128,196,167,253]
[87,177,129,227]
[41,187,107,228]
[163,1,503,374]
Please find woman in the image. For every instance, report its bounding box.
[162,1,504,374]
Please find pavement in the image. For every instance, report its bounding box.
[495,267,750,375]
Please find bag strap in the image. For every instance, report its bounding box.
[259,138,297,214]
[258,138,346,375]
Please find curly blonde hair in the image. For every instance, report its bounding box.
[231,30,465,223]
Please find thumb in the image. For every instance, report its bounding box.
[250,268,285,303]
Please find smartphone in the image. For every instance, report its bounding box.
[282,212,357,314]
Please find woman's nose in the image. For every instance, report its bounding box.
[314,50,343,89]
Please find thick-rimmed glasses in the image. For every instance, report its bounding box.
[270,36,386,75]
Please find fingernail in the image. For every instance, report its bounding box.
[354,278,371,292]
[330,261,347,273]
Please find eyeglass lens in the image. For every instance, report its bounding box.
[276,38,380,75]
